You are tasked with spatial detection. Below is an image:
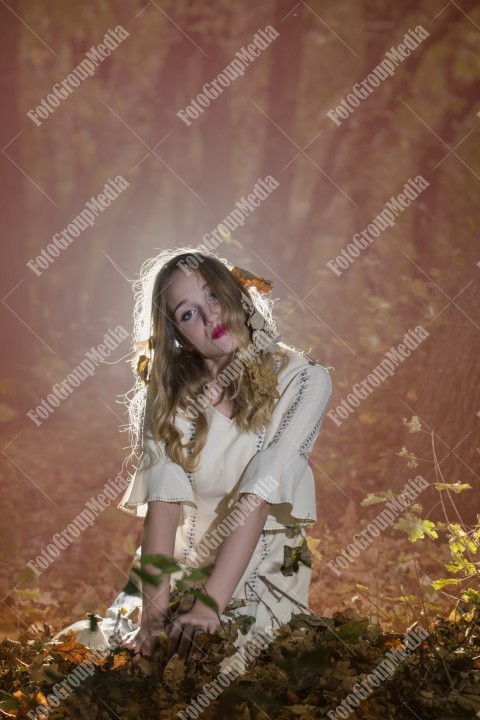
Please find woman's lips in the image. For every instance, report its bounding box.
[212,324,228,339]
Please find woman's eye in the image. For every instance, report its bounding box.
[180,291,217,321]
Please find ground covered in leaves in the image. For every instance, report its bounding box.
[1,390,479,718]
[0,595,479,720]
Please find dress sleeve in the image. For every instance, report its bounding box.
[117,430,196,518]
[232,360,332,530]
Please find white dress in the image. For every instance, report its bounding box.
[53,347,332,669]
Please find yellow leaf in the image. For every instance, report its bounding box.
[306,536,322,561]
[112,651,130,669]
[36,691,48,705]
[394,515,438,542]
[434,482,472,494]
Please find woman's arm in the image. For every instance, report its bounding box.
[165,493,271,661]
[122,500,180,656]
[201,493,271,613]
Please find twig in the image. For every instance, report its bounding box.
[243,581,282,628]
[257,574,356,656]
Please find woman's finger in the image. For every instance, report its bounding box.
[187,638,203,662]
[176,626,197,661]
[166,620,184,658]
[166,621,185,659]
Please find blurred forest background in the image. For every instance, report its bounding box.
[0,0,479,644]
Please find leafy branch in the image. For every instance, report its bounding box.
[365,416,478,595]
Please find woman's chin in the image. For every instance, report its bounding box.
[208,337,237,356]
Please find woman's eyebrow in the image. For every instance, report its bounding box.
[173,282,208,314]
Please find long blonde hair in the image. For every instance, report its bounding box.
[123,247,291,475]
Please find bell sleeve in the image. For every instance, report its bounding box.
[231,360,332,530]
[117,431,196,518]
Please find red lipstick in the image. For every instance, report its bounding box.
[212,324,228,339]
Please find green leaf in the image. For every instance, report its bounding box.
[449,533,478,555]
[284,523,304,538]
[140,554,180,573]
[431,578,460,590]
[233,614,257,635]
[184,565,214,581]
[462,589,480,605]
[360,490,395,506]
[402,415,422,433]
[434,483,472,493]
[281,545,298,576]
[0,696,20,712]
[444,559,476,574]
[130,567,163,586]
[396,447,418,468]
[394,515,438,542]
[324,619,369,643]
[191,590,219,613]
[280,539,312,576]
[224,598,248,613]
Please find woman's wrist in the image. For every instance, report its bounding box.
[141,584,170,622]
[140,603,169,625]
[192,591,225,619]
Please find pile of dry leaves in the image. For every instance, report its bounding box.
[0,589,479,720]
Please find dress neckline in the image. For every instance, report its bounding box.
[207,403,234,422]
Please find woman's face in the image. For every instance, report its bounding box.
[165,269,237,370]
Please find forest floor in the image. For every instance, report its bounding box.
[0,408,479,719]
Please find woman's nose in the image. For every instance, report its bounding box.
[203,306,217,324]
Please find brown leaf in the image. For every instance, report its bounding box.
[50,630,104,667]
[136,658,154,676]
[162,654,186,691]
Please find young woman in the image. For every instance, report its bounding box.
[53,248,332,667]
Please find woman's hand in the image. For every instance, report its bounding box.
[165,603,220,662]
[121,614,167,660]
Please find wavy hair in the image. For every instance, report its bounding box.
[122,247,294,475]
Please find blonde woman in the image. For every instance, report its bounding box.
[54,248,332,666]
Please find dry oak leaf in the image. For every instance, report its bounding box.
[49,630,106,667]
